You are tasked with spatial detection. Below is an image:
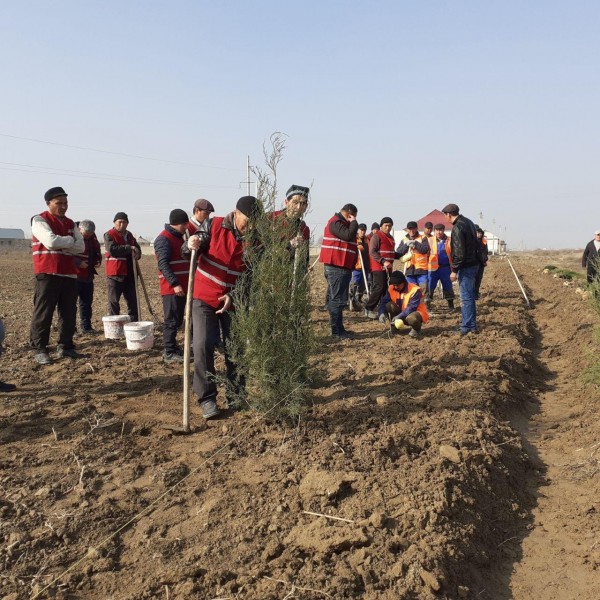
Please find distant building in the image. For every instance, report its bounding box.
[0,228,25,239]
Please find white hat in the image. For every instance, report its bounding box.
[595,230,600,235]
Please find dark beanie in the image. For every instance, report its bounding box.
[424,221,433,228]
[389,271,406,286]
[380,217,393,227]
[236,195,260,218]
[169,209,188,225]
[371,222,380,230]
[406,221,418,229]
[44,187,67,203]
[286,184,309,199]
[113,212,129,222]
[358,223,367,230]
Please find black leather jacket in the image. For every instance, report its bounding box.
[450,214,479,272]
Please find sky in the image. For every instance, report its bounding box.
[1,0,599,249]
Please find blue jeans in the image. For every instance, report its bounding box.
[458,265,479,332]
[325,265,352,335]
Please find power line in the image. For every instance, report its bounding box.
[0,132,240,171]
[0,162,240,189]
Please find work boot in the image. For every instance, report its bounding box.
[408,328,420,339]
[364,309,378,320]
[0,381,16,392]
[34,352,52,365]
[447,300,455,312]
[425,297,432,310]
[163,351,184,363]
[200,400,220,420]
[57,345,82,359]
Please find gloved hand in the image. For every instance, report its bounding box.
[393,317,407,330]
[407,240,416,249]
[378,313,388,324]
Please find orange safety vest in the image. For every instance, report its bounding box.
[401,234,429,271]
[369,230,396,272]
[428,236,452,271]
[31,211,78,276]
[388,282,429,323]
[319,214,357,270]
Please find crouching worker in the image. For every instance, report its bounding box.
[382,271,429,339]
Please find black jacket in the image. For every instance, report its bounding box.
[449,214,479,272]
[582,240,600,272]
[154,224,185,288]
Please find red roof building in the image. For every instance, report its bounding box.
[415,209,452,231]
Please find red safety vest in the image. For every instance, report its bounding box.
[402,234,429,271]
[270,210,310,241]
[104,228,137,277]
[193,216,246,309]
[428,236,452,271]
[388,282,429,323]
[75,234,102,280]
[31,211,78,276]
[319,215,357,269]
[370,230,396,272]
[156,229,190,295]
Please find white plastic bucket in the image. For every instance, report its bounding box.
[123,321,154,351]
[102,315,131,339]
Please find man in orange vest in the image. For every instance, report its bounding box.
[319,204,359,339]
[365,217,397,319]
[30,187,85,364]
[104,212,141,322]
[349,223,369,311]
[187,196,260,419]
[427,223,455,311]
[155,209,190,362]
[382,271,429,339]
[396,221,430,294]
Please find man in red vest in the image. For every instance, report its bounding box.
[75,220,102,333]
[30,187,85,365]
[319,204,359,339]
[187,196,260,419]
[365,217,398,319]
[154,209,190,362]
[104,212,141,322]
[186,198,214,238]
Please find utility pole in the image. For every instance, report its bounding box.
[241,155,254,195]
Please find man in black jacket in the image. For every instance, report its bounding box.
[442,203,480,336]
[582,230,600,284]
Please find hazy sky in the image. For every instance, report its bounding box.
[1,1,598,249]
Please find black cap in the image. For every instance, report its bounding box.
[476,227,485,235]
[406,221,418,229]
[236,195,260,218]
[441,203,460,215]
[113,212,129,222]
[286,184,309,199]
[371,222,380,230]
[358,223,367,230]
[44,187,67,203]
[434,223,445,231]
[389,271,407,286]
[424,221,433,228]
[169,209,189,225]
[380,217,393,226]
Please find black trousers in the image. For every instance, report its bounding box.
[192,299,243,405]
[162,294,186,353]
[30,274,78,351]
[107,277,138,322]
[365,270,388,311]
[77,280,95,330]
[475,265,485,297]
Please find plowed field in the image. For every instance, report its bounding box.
[0,250,598,600]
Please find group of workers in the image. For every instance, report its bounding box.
[319,203,488,340]
[0,186,489,413]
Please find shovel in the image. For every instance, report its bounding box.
[131,253,143,321]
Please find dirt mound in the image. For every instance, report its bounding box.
[0,252,598,599]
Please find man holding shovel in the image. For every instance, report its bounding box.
[187,196,260,419]
[104,212,141,322]
[154,209,190,362]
